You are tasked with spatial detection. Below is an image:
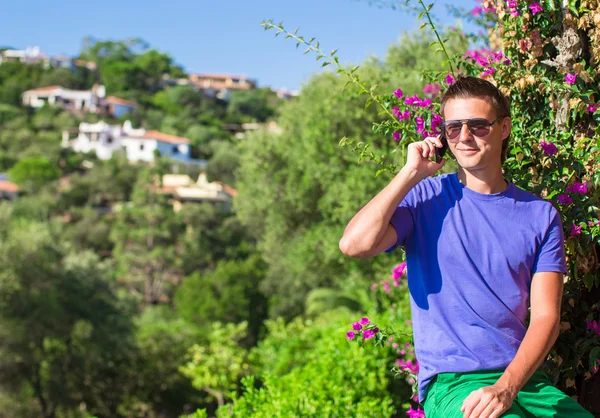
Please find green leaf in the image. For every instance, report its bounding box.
[321,62,330,67]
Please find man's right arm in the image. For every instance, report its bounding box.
[338,137,446,258]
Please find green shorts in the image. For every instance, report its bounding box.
[423,369,593,418]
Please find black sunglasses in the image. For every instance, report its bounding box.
[441,117,505,141]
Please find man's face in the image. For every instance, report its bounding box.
[442,97,511,171]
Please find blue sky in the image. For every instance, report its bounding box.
[1,0,478,90]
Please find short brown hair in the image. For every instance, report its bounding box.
[440,76,512,163]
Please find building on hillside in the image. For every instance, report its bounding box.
[23,84,106,113]
[273,88,300,100]
[22,85,136,118]
[222,120,283,139]
[104,96,139,118]
[0,46,45,64]
[48,55,75,71]
[0,48,97,72]
[121,129,191,163]
[63,120,200,165]
[160,172,237,212]
[71,59,97,71]
[162,73,257,101]
[63,120,128,160]
[0,178,19,200]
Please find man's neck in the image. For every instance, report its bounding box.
[457,167,508,194]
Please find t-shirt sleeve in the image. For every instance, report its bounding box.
[532,209,568,274]
[384,185,420,253]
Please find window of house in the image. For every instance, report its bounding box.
[140,143,144,150]
[172,145,179,154]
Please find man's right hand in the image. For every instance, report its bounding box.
[403,136,446,179]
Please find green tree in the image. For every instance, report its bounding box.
[175,254,267,344]
[226,87,282,123]
[0,222,137,418]
[180,322,251,408]
[111,167,183,304]
[8,156,60,193]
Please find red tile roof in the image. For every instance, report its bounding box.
[105,96,138,107]
[136,130,191,145]
[0,180,19,193]
[216,182,238,197]
[26,85,61,93]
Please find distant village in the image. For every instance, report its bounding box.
[0,46,296,211]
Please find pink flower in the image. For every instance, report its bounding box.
[566,182,587,194]
[384,282,390,293]
[471,6,483,15]
[586,319,600,335]
[396,359,420,374]
[565,73,577,85]
[397,110,411,121]
[393,108,411,121]
[352,322,363,331]
[507,0,518,8]
[394,88,404,99]
[393,132,402,141]
[359,317,370,326]
[346,331,356,340]
[570,223,582,236]
[482,67,496,77]
[392,262,407,280]
[557,194,572,205]
[445,74,455,85]
[528,2,543,15]
[400,349,406,355]
[431,113,443,133]
[370,283,378,291]
[503,58,513,65]
[587,103,599,113]
[363,329,376,340]
[540,141,557,155]
[392,343,399,349]
[404,95,420,106]
[406,405,425,418]
[416,116,425,134]
[510,9,520,16]
[593,360,600,375]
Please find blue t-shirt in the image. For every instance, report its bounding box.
[386,172,567,402]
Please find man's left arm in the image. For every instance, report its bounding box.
[461,271,564,418]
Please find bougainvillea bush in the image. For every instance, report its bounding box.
[262,0,600,414]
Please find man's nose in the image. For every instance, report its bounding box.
[457,124,473,142]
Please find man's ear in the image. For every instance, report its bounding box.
[501,117,512,140]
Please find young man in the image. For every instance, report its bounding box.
[339,77,593,418]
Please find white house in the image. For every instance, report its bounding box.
[121,129,191,163]
[22,85,137,118]
[63,120,194,164]
[0,46,44,64]
[23,84,106,112]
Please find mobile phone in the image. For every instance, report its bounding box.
[435,132,448,163]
